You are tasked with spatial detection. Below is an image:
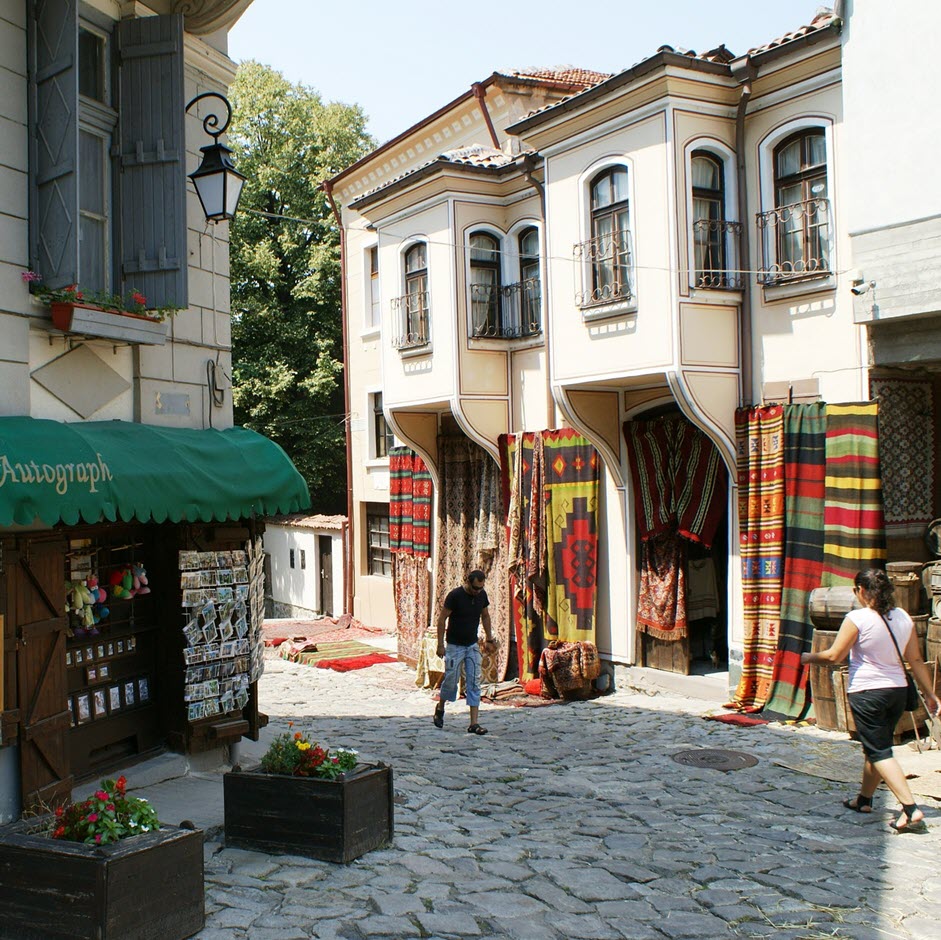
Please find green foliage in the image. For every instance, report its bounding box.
[260,727,359,779]
[50,776,159,846]
[228,62,374,513]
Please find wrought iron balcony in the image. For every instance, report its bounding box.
[692,218,743,289]
[470,278,542,340]
[574,231,634,307]
[391,291,430,350]
[756,197,832,285]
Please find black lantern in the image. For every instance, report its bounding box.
[185,92,246,223]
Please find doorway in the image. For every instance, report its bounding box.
[319,536,333,616]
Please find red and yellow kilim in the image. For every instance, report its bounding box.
[730,405,784,712]
[821,403,886,586]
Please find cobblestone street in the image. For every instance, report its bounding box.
[189,651,941,940]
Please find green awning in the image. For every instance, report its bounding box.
[0,417,310,527]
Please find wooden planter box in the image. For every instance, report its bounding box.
[0,820,204,940]
[224,763,393,863]
[49,302,168,346]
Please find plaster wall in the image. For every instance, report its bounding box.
[543,111,675,386]
[742,80,864,405]
[263,525,344,617]
[0,2,239,428]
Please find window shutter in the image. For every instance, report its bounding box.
[116,15,187,309]
[28,0,79,289]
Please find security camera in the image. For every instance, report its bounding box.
[850,280,875,296]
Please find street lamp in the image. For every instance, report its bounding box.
[185,92,246,223]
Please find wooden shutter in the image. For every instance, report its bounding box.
[116,15,188,310]
[11,540,72,810]
[27,0,80,289]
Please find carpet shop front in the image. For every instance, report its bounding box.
[0,418,309,816]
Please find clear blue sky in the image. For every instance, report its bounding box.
[229,1,824,145]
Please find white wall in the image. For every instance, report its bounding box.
[264,525,344,617]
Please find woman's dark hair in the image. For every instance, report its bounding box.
[854,568,896,614]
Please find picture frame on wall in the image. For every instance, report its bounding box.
[138,676,151,703]
[66,650,73,667]
[107,642,115,657]
[108,685,121,713]
[86,666,97,684]
[74,648,83,665]
[116,640,125,655]
[76,693,91,725]
[124,681,136,707]
[99,664,110,680]
[92,689,107,719]
[85,646,94,662]
[68,696,75,727]
[97,644,106,660]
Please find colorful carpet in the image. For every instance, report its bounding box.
[263,616,389,648]
[729,405,785,712]
[280,639,393,666]
[637,529,688,639]
[821,402,886,586]
[315,652,396,672]
[704,712,770,727]
[392,553,430,667]
[869,377,935,529]
[544,429,600,644]
[389,446,433,556]
[762,403,826,722]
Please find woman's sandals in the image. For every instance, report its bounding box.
[842,794,872,814]
[890,804,928,834]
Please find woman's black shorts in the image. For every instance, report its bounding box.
[847,686,908,762]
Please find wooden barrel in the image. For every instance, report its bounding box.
[808,587,860,629]
[927,618,941,667]
[912,614,929,660]
[809,629,842,731]
[889,573,924,615]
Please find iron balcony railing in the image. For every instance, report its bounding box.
[574,230,634,307]
[756,197,832,285]
[692,218,744,289]
[391,291,430,349]
[470,277,542,339]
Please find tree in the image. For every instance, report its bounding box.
[228,62,373,513]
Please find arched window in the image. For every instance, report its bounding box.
[583,166,632,305]
[517,226,541,336]
[691,151,727,287]
[395,242,429,347]
[759,128,830,282]
[469,232,501,337]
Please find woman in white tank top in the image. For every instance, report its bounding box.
[802,568,940,833]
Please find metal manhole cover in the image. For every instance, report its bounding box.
[672,748,758,772]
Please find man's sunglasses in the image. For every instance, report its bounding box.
[468,582,484,592]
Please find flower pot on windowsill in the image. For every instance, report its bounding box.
[0,818,204,940]
[223,762,394,863]
[48,301,169,346]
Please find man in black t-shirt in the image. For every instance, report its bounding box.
[433,569,495,735]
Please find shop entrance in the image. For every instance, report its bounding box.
[626,405,730,677]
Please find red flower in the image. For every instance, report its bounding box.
[74,291,84,300]
[95,790,108,801]
[94,834,102,844]
[106,803,115,812]
[53,826,65,838]
[65,284,77,293]
[54,806,64,818]
[132,292,147,307]
[294,732,303,740]
[87,812,98,823]
[116,776,127,793]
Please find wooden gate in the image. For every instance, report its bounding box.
[10,539,72,809]
[319,535,333,616]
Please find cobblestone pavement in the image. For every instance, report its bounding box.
[195,653,941,940]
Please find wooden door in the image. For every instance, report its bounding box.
[319,536,333,616]
[11,539,72,809]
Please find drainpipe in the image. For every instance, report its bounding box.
[519,152,554,427]
[471,83,500,149]
[731,56,757,406]
[321,179,354,617]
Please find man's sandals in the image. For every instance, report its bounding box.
[467,723,488,735]
[433,705,444,729]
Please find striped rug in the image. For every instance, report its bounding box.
[821,402,886,586]
[762,403,826,721]
[280,639,393,666]
[729,405,785,712]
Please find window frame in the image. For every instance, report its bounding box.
[364,243,381,334]
[683,140,739,291]
[365,503,392,578]
[756,117,835,293]
[393,240,431,351]
[467,228,503,338]
[369,389,394,461]
[575,158,637,316]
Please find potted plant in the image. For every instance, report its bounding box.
[22,271,182,346]
[0,775,204,940]
[224,725,394,863]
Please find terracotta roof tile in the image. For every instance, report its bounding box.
[496,66,612,88]
[440,145,513,168]
[746,10,839,56]
[268,513,346,530]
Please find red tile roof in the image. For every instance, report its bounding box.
[440,145,513,168]
[496,67,612,88]
[747,10,840,56]
[268,513,346,530]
